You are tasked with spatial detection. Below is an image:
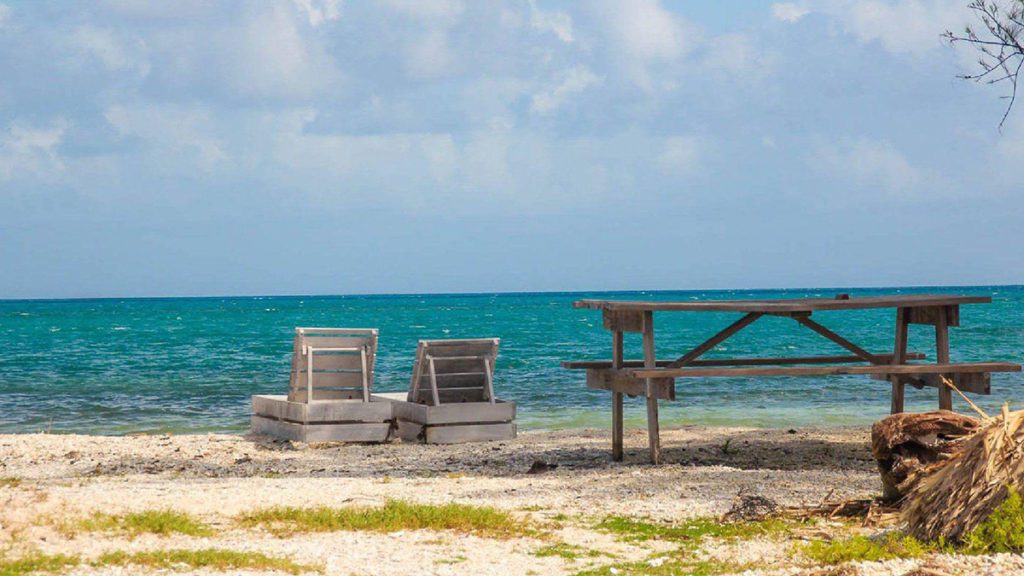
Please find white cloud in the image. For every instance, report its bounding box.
[0,3,10,27]
[291,0,342,27]
[70,26,150,76]
[404,30,455,79]
[528,0,573,43]
[810,0,968,56]
[592,0,699,90]
[531,66,600,114]
[0,118,69,182]
[771,3,809,23]
[702,32,774,79]
[219,4,343,99]
[813,138,922,196]
[105,104,227,169]
[381,0,463,24]
[598,0,690,62]
[657,136,700,175]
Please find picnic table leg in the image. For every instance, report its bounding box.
[643,311,661,465]
[935,307,953,410]
[611,330,624,462]
[890,307,909,414]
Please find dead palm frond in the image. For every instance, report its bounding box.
[902,378,1024,542]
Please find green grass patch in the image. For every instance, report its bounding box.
[962,488,1024,554]
[0,477,22,489]
[0,552,79,576]
[238,499,533,539]
[802,532,935,564]
[596,516,790,546]
[532,543,606,561]
[96,549,320,574]
[74,509,213,537]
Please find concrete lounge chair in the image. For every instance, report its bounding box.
[376,338,516,443]
[251,328,393,442]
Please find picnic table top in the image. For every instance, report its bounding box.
[573,294,991,314]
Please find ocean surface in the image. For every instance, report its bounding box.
[1,286,1022,435]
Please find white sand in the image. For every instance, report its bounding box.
[1,426,1020,575]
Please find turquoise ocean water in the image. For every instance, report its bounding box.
[1,286,1022,435]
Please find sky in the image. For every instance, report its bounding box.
[0,0,1021,299]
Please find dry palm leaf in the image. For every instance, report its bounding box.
[902,378,1024,542]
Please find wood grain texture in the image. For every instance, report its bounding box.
[627,362,1020,379]
[574,294,990,314]
[250,416,391,443]
[563,353,926,369]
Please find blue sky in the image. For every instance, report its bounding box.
[0,0,1021,298]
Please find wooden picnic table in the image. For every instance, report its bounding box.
[563,294,1021,464]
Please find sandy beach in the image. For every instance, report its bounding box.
[1,426,1021,575]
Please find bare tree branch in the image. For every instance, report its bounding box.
[945,0,1024,129]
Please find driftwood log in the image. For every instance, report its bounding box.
[871,410,980,501]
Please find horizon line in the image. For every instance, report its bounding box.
[1,282,1022,304]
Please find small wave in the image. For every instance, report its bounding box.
[409,325,426,329]
[112,327,129,331]
[15,312,30,316]
[49,327,60,332]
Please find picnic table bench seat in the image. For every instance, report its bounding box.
[566,360,1021,400]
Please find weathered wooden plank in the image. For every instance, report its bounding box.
[642,310,661,465]
[563,353,926,370]
[287,388,364,403]
[612,330,624,462]
[573,294,990,314]
[936,307,953,410]
[422,339,500,358]
[382,398,515,425]
[425,357,488,373]
[250,416,392,443]
[891,307,909,414]
[875,372,992,395]
[252,395,393,423]
[629,362,1020,379]
[908,305,960,327]
[603,310,647,333]
[792,315,880,363]
[586,368,675,399]
[298,353,364,370]
[423,422,516,444]
[669,313,762,368]
[294,371,366,388]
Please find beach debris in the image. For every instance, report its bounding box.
[526,460,558,475]
[779,497,899,527]
[900,568,953,576]
[871,410,979,501]
[723,494,778,522]
[902,397,1024,543]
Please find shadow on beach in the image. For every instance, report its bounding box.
[67,426,874,480]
